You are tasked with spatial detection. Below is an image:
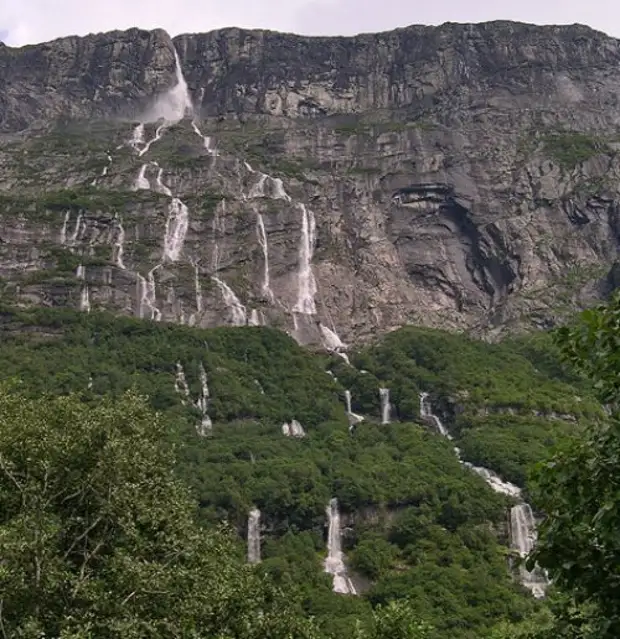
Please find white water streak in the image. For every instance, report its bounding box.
[60,211,70,245]
[247,509,261,564]
[255,212,275,302]
[113,216,126,270]
[138,267,162,321]
[293,204,317,315]
[379,388,391,425]
[324,498,357,595]
[163,198,189,262]
[134,164,150,190]
[196,363,213,435]
[174,362,191,403]
[213,276,247,326]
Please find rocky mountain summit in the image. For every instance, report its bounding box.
[1,21,620,346]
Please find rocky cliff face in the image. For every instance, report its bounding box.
[1,21,619,346]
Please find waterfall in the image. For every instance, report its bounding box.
[420,393,548,598]
[247,508,261,564]
[379,388,391,425]
[249,173,268,198]
[320,324,345,350]
[174,362,191,403]
[80,286,91,313]
[344,390,364,430]
[188,262,203,327]
[195,363,213,436]
[463,463,522,497]
[256,212,275,303]
[137,267,162,321]
[324,498,357,595]
[134,163,150,190]
[293,204,317,315]
[130,123,145,150]
[60,211,70,245]
[76,265,91,313]
[419,392,451,438]
[248,309,262,326]
[163,198,189,262]
[101,154,112,177]
[282,420,306,437]
[510,504,549,598]
[154,164,172,196]
[69,213,83,247]
[113,216,126,270]
[212,276,247,326]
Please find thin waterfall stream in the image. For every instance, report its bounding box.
[324,498,357,595]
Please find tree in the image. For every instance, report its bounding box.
[354,600,433,639]
[0,384,320,639]
[528,293,620,637]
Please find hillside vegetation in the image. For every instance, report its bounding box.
[0,305,599,637]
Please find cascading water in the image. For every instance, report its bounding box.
[137,267,162,321]
[212,276,247,326]
[293,204,318,315]
[419,392,451,438]
[379,388,391,425]
[419,392,548,597]
[102,154,112,177]
[510,504,548,599]
[60,211,70,245]
[163,198,189,262]
[344,390,364,430]
[282,420,306,437]
[255,212,275,303]
[68,213,83,248]
[324,498,357,595]
[195,363,213,436]
[154,163,172,196]
[134,164,150,190]
[113,216,126,270]
[76,265,91,313]
[174,362,191,403]
[247,508,262,564]
[187,261,203,327]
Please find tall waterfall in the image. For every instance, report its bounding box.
[379,388,391,424]
[419,393,548,598]
[76,265,91,313]
[195,363,213,436]
[163,197,189,262]
[247,508,261,564]
[324,498,357,595]
[113,216,126,270]
[293,203,317,315]
[510,504,549,598]
[255,212,275,302]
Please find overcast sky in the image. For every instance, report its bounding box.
[1,0,618,46]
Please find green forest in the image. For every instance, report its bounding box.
[0,301,617,638]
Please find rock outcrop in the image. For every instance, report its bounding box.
[1,21,619,344]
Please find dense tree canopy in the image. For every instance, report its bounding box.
[526,293,620,638]
[0,386,320,638]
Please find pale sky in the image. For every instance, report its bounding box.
[0,0,618,46]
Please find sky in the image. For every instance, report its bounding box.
[0,0,618,46]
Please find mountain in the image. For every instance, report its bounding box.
[1,21,620,347]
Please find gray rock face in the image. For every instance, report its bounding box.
[1,21,620,344]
